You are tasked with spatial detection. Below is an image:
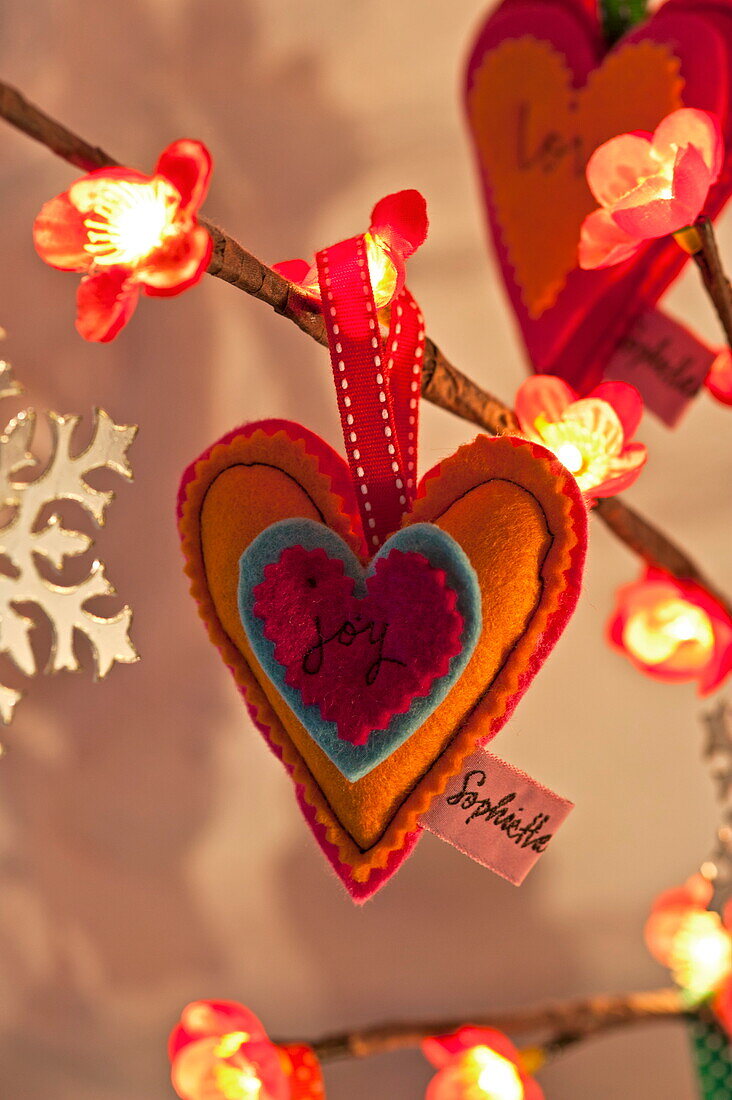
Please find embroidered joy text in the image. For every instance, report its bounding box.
[301,615,406,687]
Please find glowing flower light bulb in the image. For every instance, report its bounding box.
[364,230,399,308]
[33,139,213,342]
[579,108,724,269]
[423,1028,544,1100]
[608,569,732,694]
[273,188,428,310]
[82,178,181,266]
[670,911,732,998]
[169,1000,324,1100]
[212,1033,265,1099]
[623,597,715,668]
[514,375,647,501]
[646,874,732,1008]
[553,440,584,476]
[467,1046,525,1100]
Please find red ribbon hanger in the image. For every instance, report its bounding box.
[314,197,426,549]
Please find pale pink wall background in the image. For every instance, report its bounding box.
[1,2,731,1097]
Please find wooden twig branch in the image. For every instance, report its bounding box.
[680,217,732,353]
[283,988,690,1062]
[0,82,116,172]
[594,497,732,614]
[0,79,728,611]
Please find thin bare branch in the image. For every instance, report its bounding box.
[290,988,689,1062]
[681,217,732,352]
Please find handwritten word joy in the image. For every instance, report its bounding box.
[446,768,554,852]
[301,615,406,687]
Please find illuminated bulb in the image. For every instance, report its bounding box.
[531,411,620,489]
[623,598,715,667]
[464,1047,524,1100]
[215,1033,253,1058]
[364,231,399,308]
[290,232,400,309]
[214,1063,262,1100]
[554,441,584,475]
[213,1033,263,1100]
[83,178,181,267]
[643,153,675,198]
[670,911,732,997]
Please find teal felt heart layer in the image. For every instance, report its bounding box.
[238,519,482,781]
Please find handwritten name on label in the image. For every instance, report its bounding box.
[604,308,715,427]
[420,748,573,885]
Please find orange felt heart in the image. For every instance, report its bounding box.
[467,37,683,318]
[465,0,732,394]
[178,421,587,898]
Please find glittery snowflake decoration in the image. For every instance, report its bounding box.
[0,359,138,723]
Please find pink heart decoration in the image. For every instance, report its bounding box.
[252,544,464,747]
[465,0,732,393]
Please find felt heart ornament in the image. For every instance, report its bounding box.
[178,419,587,900]
[465,0,732,393]
[239,519,482,781]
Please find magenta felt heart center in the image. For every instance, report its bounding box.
[252,544,464,746]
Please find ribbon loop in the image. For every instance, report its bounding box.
[386,287,424,496]
[316,236,425,550]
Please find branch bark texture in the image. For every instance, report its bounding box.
[689,216,732,352]
[298,988,689,1062]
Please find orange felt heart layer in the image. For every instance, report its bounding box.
[467,37,683,318]
[178,422,587,894]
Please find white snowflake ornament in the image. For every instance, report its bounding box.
[0,359,138,722]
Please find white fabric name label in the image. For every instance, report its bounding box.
[420,748,573,885]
